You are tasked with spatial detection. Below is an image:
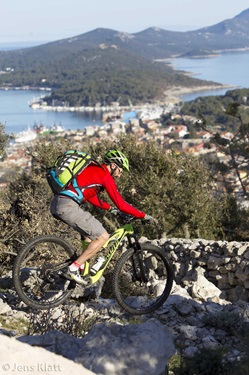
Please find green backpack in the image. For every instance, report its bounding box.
[47,150,102,203]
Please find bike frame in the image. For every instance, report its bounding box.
[89,222,136,284]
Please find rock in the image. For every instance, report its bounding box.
[19,330,83,359]
[0,334,95,375]
[0,300,12,315]
[75,320,175,375]
[191,274,222,302]
[207,255,223,270]
[179,325,198,340]
[19,320,175,375]
[201,334,220,349]
[1,236,249,371]
[237,245,249,257]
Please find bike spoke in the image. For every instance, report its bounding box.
[13,236,76,309]
[113,245,174,315]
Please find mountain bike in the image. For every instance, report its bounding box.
[13,214,174,315]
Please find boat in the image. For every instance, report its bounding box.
[33,123,65,134]
[15,129,37,143]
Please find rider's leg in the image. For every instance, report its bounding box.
[50,195,109,273]
[75,231,109,266]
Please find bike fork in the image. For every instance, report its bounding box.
[128,235,148,283]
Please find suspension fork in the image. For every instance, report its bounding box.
[127,233,148,282]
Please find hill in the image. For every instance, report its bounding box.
[0,9,248,106]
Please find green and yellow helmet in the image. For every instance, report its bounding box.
[104,149,130,172]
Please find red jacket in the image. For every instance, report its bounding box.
[67,163,145,218]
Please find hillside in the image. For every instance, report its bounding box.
[0,42,215,106]
[0,8,248,106]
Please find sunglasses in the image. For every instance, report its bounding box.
[116,165,123,174]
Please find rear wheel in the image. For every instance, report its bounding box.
[13,235,77,310]
[113,243,174,315]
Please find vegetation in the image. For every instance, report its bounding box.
[1,87,249,271]
[203,310,249,335]
[0,123,11,159]
[43,68,205,107]
[0,316,28,335]
[181,89,249,132]
[181,89,249,197]
[178,49,219,58]
[179,91,249,240]
[169,348,235,375]
[0,29,221,107]
[169,309,249,375]
[0,10,248,106]
[0,134,236,272]
[0,52,211,107]
[169,332,249,375]
[28,307,99,338]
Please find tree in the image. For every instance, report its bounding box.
[88,135,229,239]
[0,134,235,271]
[187,100,249,198]
[0,123,11,159]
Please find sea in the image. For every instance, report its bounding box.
[170,50,249,101]
[0,89,103,134]
[0,43,249,134]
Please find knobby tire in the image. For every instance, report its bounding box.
[112,243,174,315]
[13,235,77,310]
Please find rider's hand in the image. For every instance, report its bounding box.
[109,207,120,216]
[143,214,156,224]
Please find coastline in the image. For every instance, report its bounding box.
[0,83,235,118]
[163,83,235,102]
[29,83,234,113]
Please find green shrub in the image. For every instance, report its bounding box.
[170,348,234,375]
[202,310,248,336]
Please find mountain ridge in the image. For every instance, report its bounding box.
[0,8,248,106]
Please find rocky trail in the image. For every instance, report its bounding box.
[0,237,249,375]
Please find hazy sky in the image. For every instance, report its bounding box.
[1,0,249,44]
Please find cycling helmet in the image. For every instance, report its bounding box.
[104,149,129,172]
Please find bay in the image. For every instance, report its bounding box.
[172,50,249,101]
[0,90,103,134]
[1,49,249,134]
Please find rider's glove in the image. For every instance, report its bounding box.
[109,207,120,216]
[143,214,155,224]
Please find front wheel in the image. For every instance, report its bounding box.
[13,235,77,310]
[113,243,174,315]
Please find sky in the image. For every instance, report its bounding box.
[1,0,249,45]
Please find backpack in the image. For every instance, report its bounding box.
[46,149,102,204]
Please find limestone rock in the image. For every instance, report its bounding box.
[191,274,222,302]
[0,335,95,375]
[76,320,175,375]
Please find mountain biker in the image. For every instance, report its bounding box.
[50,149,154,285]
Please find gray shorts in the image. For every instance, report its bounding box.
[50,195,106,240]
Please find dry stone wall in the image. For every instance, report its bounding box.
[146,237,249,303]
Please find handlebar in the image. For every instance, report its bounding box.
[108,208,156,224]
[116,212,155,225]
[116,211,136,223]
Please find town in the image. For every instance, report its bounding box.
[0,98,248,206]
